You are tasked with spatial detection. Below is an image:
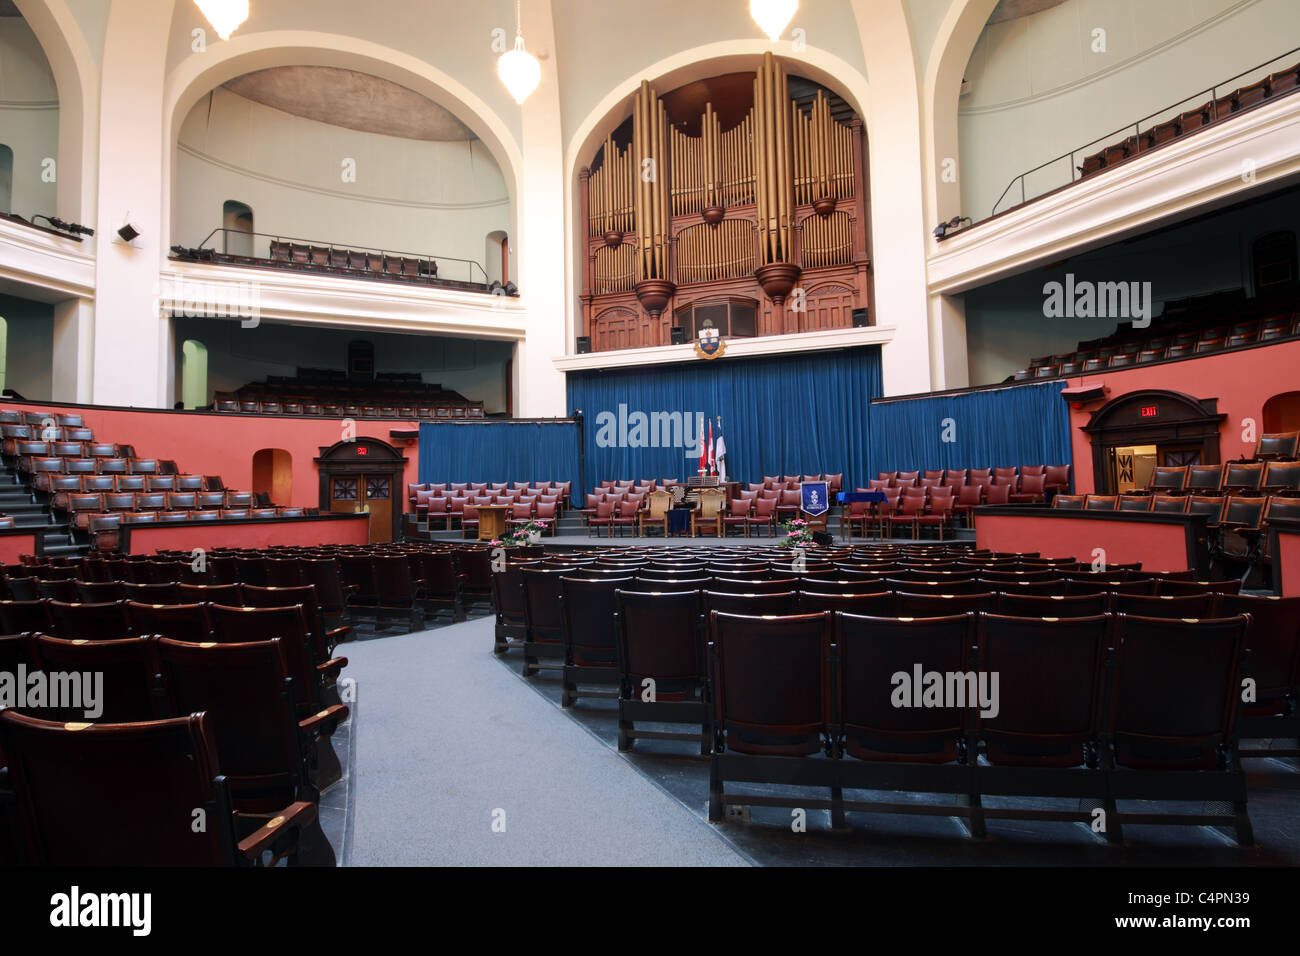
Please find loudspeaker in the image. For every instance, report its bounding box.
[852,308,869,328]
[576,336,591,354]
[812,530,835,547]
[670,326,686,345]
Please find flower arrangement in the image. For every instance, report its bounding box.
[490,519,550,547]
[777,517,813,548]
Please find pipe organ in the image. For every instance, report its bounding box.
[580,53,870,353]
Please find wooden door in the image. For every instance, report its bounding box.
[329,474,393,543]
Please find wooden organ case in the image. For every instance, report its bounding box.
[580,53,871,353]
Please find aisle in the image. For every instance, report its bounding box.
[344,616,750,866]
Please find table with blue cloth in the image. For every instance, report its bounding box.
[667,508,693,535]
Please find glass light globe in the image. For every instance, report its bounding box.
[749,0,798,42]
[498,34,541,105]
[194,0,249,41]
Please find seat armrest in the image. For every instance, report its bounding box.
[237,801,318,863]
[299,703,350,738]
[316,656,348,679]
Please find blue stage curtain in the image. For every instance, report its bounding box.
[418,421,583,505]
[867,380,1073,476]
[565,347,883,488]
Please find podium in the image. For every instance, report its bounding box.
[476,505,509,541]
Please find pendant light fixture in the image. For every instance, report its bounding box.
[194,0,250,41]
[749,0,797,42]
[498,0,541,105]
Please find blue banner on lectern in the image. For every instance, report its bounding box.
[801,481,829,517]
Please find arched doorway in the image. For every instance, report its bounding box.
[222,199,254,256]
[1263,391,1300,434]
[1081,390,1227,494]
[315,437,406,543]
[252,447,292,505]
[180,338,207,409]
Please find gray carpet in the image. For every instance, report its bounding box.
[344,615,749,866]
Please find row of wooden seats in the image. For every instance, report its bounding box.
[1078,60,1300,178]
[214,398,485,418]
[1013,300,1300,382]
[495,566,1297,842]
[1146,456,1300,492]
[268,239,438,279]
[0,599,349,864]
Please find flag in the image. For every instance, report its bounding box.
[708,420,715,475]
[715,421,727,483]
[698,415,706,474]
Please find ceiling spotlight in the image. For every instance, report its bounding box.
[117,222,141,243]
[933,215,971,239]
[503,281,518,296]
[194,0,249,41]
[488,280,505,295]
[750,0,798,42]
[498,0,541,104]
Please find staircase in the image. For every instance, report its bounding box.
[0,464,89,559]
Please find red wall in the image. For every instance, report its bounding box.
[975,512,1195,572]
[1066,340,1300,493]
[123,515,370,554]
[4,401,419,511]
[1276,528,1300,598]
[0,533,40,565]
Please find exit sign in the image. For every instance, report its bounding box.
[1140,404,1159,418]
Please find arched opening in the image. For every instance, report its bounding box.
[485,230,509,285]
[0,144,12,214]
[222,199,254,256]
[251,447,293,506]
[1263,391,1300,434]
[575,55,869,352]
[180,339,208,409]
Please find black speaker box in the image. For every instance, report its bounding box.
[670,326,687,345]
[852,308,869,328]
[575,336,591,354]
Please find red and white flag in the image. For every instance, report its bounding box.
[708,420,715,475]
[698,416,706,474]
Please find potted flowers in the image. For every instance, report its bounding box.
[777,517,813,549]
[494,519,550,546]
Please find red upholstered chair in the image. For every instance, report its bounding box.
[915,492,955,539]
[610,500,639,538]
[953,482,984,527]
[885,494,926,539]
[968,468,992,483]
[746,497,777,537]
[723,498,751,537]
[776,489,802,522]
[534,501,558,536]
[588,500,615,538]
[1009,473,1046,504]
[944,469,967,486]
[506,503,534,529]
[992,467,1018,486]
[1044,464,1071,498]
[841,500,870,539]
[895,471,920,486]
[460,504,480,539]
[984,484,1011,506]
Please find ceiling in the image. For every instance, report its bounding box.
[221,66,475,142]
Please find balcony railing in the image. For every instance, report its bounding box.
[173,227,494,290]
[984,47,1300,223]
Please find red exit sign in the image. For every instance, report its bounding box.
[1140,404,1159,418]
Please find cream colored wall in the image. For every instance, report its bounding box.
[173,87,510,273]
[958,0,1300,219]
[0,17,59,217]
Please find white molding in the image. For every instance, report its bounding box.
[160,260,527,340]
[928,93,1300,295]
[0,218,95,299]
[552,323,895,373]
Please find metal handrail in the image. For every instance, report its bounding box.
[987,46,1300,220]
[193,227,490,284]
